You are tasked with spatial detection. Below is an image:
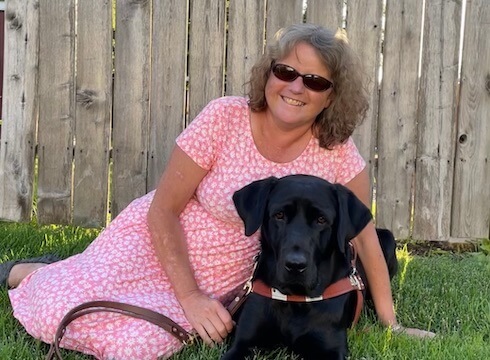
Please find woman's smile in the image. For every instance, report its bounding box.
[281,95,305,107]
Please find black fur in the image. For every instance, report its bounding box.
[222,175,397,360]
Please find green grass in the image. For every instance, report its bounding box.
[1,221,489,359]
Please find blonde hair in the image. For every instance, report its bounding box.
[247,23,369,149]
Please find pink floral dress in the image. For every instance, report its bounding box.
[9,96,365,359]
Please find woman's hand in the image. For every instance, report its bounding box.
[392,324,436,338]
[180,290,234,345]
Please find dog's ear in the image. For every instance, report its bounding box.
[233,177,278,236]
[334,184,373,254]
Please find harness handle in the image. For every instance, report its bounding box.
[46,287,249,360]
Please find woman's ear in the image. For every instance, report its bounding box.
[323,89,335,109]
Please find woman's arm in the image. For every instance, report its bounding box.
[147,145,233,345]
[353,223,398,326]
[344,168,398,326]
[345,168,436,338]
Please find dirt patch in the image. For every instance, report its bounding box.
[398,240,481,256]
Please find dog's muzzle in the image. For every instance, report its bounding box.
[284,252,307,273]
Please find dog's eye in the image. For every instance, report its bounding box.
[317,216,327,225]
[274,211,285,220]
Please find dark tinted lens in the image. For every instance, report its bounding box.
[303,75,332,91]
[271,63,333,92]
[272,64,299,82]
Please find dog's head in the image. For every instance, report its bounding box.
[233,174,372,297]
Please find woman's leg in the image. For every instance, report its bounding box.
[1,254,61,288]
[8,263,48,288]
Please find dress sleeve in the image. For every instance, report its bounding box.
[176,97,228,170]
[335,137,366,185]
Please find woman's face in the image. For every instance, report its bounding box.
[264,42,334,130]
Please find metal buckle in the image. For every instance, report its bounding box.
[350,266,358,278]
[349,267,364,290]
[243,279,253,295]
[183,331,198,346]
[243,253,259,296]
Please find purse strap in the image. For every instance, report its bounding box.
[46,286,250,360]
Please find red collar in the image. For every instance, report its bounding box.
[251,274,364,326]
[250,243,365,326]
[251,273,364,302]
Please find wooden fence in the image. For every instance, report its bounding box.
[0,0,488,242]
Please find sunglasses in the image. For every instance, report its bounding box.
[271,63,334,92]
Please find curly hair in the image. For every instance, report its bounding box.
[247,23,369,149]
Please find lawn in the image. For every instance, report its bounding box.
[1,221,489,359]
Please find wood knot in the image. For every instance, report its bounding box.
[76,89,97,109]
[6,11,22,30]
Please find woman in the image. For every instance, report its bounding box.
[2,24,434,359]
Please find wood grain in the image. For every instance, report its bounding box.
[376,0,423,238]
[112,0,151,216]
[73,0,113,227]
[148,0,188,190]
[412,0,461,240]
[452,0,490,238]
[0,0,39,222]
[36,0,75,224]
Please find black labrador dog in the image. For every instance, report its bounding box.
[222,174,397,360]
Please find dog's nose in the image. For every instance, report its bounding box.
[285,254,307,273]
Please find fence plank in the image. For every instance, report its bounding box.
[265,0,303,45]
[452,0,490,238]
[346,0,383,204]
[376,0,423,238]
[412,0,461,241]
[112,0,151,217]
[36,0,75,224]
[0,0,39,222]
[226,0,266,97]
[187,0,226,122]
[148,0,188,190]
[73,1,113,227]
[305,0,343,28]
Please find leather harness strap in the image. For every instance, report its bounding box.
[46,301,196,360]
[251,274,365,327]
[250,242,365,327]
[252,274,364,302]
[47,243,363,359]
[225,285,252,315]
[46,293,249,360]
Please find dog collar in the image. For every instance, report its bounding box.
[251,272,365,326]
[251,273,364,302]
